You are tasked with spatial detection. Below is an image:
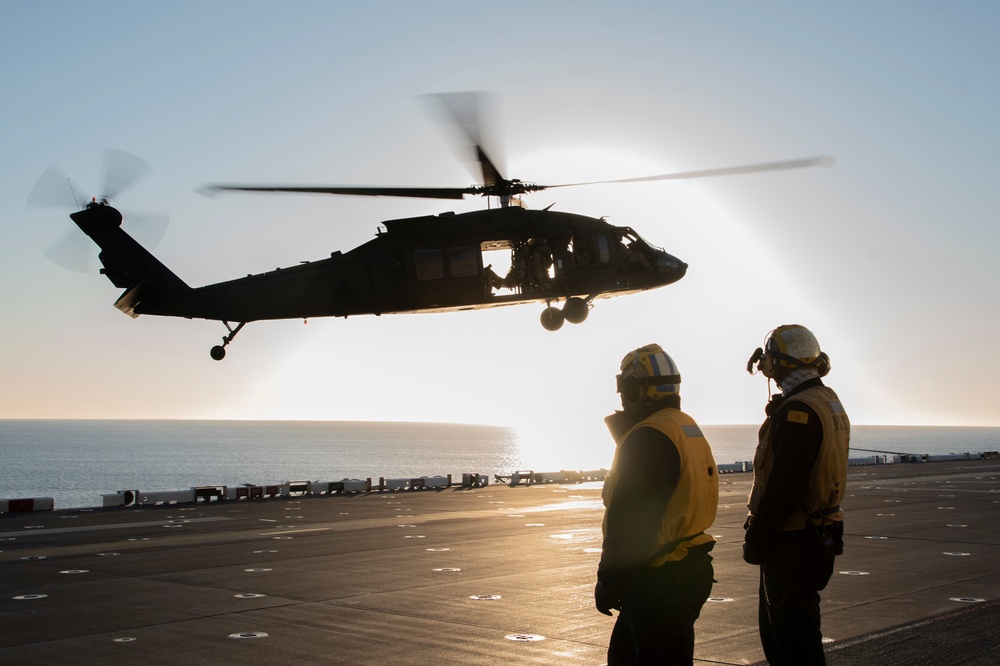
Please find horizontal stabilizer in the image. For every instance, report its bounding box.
[114,281,147,319]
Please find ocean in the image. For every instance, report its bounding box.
[1,420,998,510]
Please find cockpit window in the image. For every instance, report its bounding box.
[621,227,664,253]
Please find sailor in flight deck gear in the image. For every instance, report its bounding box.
[596,344,719,666]
[744,325,850,666]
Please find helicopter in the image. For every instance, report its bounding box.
[33,94,833,360]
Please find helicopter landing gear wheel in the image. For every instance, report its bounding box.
[210,321,246,361]
[562,297,589,324]
[540,306,564,331]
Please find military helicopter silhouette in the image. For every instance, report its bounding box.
[30,93,832,360]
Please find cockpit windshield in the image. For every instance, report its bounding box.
[620,227,665,253]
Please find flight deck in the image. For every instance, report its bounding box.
[3,459,1000,665]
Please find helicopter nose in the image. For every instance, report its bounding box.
[654,251,687,284]
[656,251,686,273]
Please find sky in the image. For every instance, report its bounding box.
[2,1,999,457]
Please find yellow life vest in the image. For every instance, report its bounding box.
[602,408,719,565]
[748,385,850,530]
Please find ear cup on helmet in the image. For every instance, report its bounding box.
[816,352,831,377]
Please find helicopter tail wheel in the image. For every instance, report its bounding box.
[540,306,565,331]
[211,321,246,361]
[562,297,590,324]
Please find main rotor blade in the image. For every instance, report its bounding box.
[102,149,152,200]
[204,184,472,200]
[424,91,506,188]
[544,156,837,189]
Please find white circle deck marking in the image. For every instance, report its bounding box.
[951,597,984,603]
[235,593,267,598]
[60,569,89,574]
[433,568,461,572]
[506,633,545,642]
[229,632,268,639]
[944,552,971,556]
[14,594,47,600]
[113,637,136,643]
[471,594,502,600]
[426,548,450,551]
[708,597,734,603]
[244,568,272,572]
[840,571,870,576]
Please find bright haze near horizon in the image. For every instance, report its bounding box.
[3,2,998,461]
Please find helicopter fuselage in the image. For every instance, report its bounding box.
[71,202,686,358]
[77,203,685,320]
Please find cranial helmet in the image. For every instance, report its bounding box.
[764,324,830,376]
[616,343,681,407]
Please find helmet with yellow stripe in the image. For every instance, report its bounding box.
[616,343,681,409]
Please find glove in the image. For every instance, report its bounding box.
[594,580,621,616]
[742,541,764,565]
[742,515,764,565]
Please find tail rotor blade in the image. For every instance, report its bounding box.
[125,211,171,250]
[27,165,83,210]
[43,229,98,273]
[102,149,152,200]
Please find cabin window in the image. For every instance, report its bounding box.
[597,235,611,263]
[415,250,444,280]
[449,246,478,277]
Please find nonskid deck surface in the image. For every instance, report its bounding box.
[2,460,1000,665]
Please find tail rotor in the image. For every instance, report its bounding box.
[27,150,169,272]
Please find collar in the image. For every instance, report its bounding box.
[605,396,680,442]
[766,377,825,416]
[779,368,821,394]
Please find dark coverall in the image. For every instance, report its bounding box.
[600,399,715,666]
[744,377,845,666]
